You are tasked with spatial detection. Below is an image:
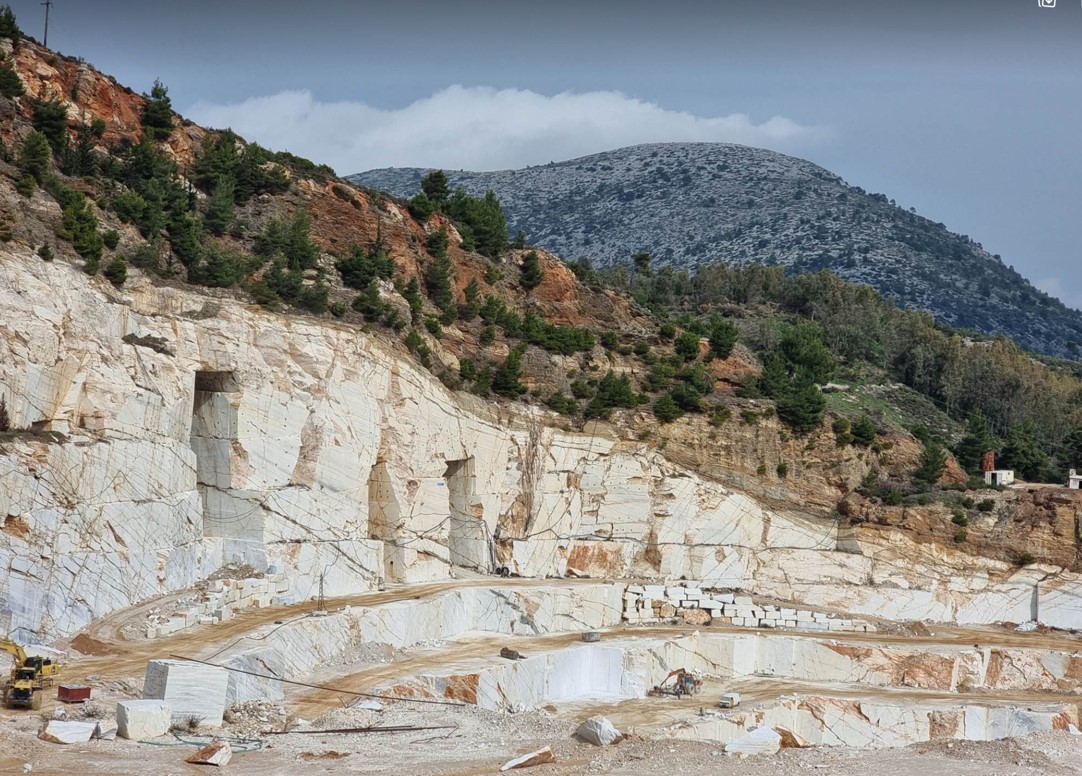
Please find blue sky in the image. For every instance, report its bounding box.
[9,0,1081,308]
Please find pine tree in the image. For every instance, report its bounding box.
[953,413,996,473]
[519,250,544,291]
[0,61,23,98]
[708,319,739,360]
[103,257,128,288]
[0,393,10,432]
[0,4,21,42]
[461,278,481,319]
[141,79,174,141]
[914,441,947,485]
[674,331,701,361]
[204,176,236,236]
[492,349,528,397]
[653,393,684,423]
[775,381,825,433]
[851,415,877,446]
[420,170,450,207]
[31,98,68,154]
[17,131,51,182]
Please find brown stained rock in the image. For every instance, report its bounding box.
[500,746,556,772]
[565,542,627,577]
[928,710,964,740]
[185,740,232,766]
[775,726,810,748]
[679,608,711,627]
[443,674,480,704]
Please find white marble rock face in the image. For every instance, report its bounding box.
[142,660,228,727]
[4,249,1082,641]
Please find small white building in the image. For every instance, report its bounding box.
[1070,469,1082,490]
[985,470,1015,487]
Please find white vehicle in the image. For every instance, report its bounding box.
[718,692,741,709]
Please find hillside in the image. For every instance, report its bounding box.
[1,12,1082,601]
[351,143,1082,359]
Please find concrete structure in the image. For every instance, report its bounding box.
[985,470,1015,487]
[142,660,228,727]
[1070,469,1081,489]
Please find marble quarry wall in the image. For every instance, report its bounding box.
[4,253,1082,640]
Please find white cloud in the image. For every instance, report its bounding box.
[187,86,829,175]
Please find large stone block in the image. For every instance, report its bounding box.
[117,699,172,740]
[143,659,228,728]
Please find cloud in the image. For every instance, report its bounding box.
[187,86,829,175]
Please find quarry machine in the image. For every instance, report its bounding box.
[2,639,62,710]
[648,669,702,699]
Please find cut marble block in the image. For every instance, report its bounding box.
[143,659,229,728]
[117,699,173,740]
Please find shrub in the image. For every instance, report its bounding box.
[103,257,128,287]
[600,331,620,351]
[424,317,442,338]
[914,441,947,485]
[951,510,969,526]
[1016,552,1036,566]
[404,328,431,367]
[709,407,731,426]
[832,417,853,445]
[546,391,578,416]
[976,498,995,513]
[459,358,477,382]
[882,488,903,506]
[775,382,825,433]
[14,175,35,198]
[37,244,53,262]
[776,462,789,478]
[479,323,496,346]
[102,229,121,250]
[0,393,9,432]
[953,528,967,543]
[658,323,676,341]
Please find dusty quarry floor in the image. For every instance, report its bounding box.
[5,578,1082,774]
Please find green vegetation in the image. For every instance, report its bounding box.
[32,98,68,155]
[0,58,23,98]
[520,250,545,291]
[18,131,51,182]
[0,4,21,41]
[408,171,508,258]
[141,79,174,141]
[914,441,947,485]
[708,319,738,360]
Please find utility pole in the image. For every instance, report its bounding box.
[41,0,52,48]
[317,573,325,612]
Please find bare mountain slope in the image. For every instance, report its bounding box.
[352,142,1082,359]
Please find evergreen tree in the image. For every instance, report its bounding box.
[204,176,235,235]
[420,170,451,206]
[674,331,701,361]
[0,4,20,41]
[519,250,544,291]
[17,131,50,182]
[400,276,424,322]
[512,230,526,249]
[953,413,996,473]
[708,319,739,360]
[492,349,528,397]
[141,79,174,141]
[461,278,482,319]
[60,193,103,263]
[0,393,9,432]
[1001,424,1048,481]
[850,415,876,446]
[914,441,947,485]
[103,257,128,288]
[408,192,435,221]
[32,98,68,154]
[423,228,456,320]
[1063,427,1082,468]
[0,61,23,98]
[653,392,684,423]
[775,381,825,433]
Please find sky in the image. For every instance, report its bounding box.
[9,0,1081,309]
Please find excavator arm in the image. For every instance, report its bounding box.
[0,639,28,667]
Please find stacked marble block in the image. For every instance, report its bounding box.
[145,572,291,639]
[623,583,877,633]
[143,659,230,728]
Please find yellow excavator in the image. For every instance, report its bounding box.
[2,639,62,710]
